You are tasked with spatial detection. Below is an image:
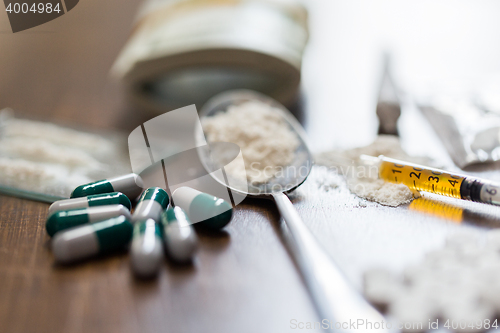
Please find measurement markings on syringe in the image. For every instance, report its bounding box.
[379,160,464,199]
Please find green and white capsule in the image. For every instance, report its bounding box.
[172,187,233,230]
[161,207,198,263]
[70,173,143,200]
[130,219,164,278]
[52,215,133,264]
[48,192,131,216]
[46,204,131,237]
[131,187,169,223]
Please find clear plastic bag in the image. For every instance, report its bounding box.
[0,109,131,203]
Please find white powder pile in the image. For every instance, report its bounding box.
[364,231,500,328]
[0,138,103,169]
[315,135,427,207]
[348,179,416,207]
[315,135,428,167]
[0,111,128,198]
[202,101,300,183]
[0,157,89,191]
[3,118,114,156]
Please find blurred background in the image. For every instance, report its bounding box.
[1,0,499,152]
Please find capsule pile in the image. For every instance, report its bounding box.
[45,173,234,278]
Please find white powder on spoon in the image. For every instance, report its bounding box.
[202,100,300,184]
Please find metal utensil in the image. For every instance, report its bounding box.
[197,90,386,331]
[376,54,401,136]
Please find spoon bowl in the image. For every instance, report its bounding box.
[197,90,312,197]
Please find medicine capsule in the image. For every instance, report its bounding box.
[130,219,164,278]
[48,192,131,216]
[52,215,133,264]
[46,204,131,237]
[172,187,233,230]
[131,187,169,223]
[161,207,198,263]
[70,173,143,200]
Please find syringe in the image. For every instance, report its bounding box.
[361,155,500,206]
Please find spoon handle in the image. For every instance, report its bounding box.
[272,192,387,332]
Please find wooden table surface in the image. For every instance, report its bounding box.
[2,1,500,333]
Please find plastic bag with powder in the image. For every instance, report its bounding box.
[0,109,131,202]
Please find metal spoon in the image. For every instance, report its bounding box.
[197,90,386,330]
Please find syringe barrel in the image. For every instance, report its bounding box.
[376,155,500,206]
[377,155,464,199]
